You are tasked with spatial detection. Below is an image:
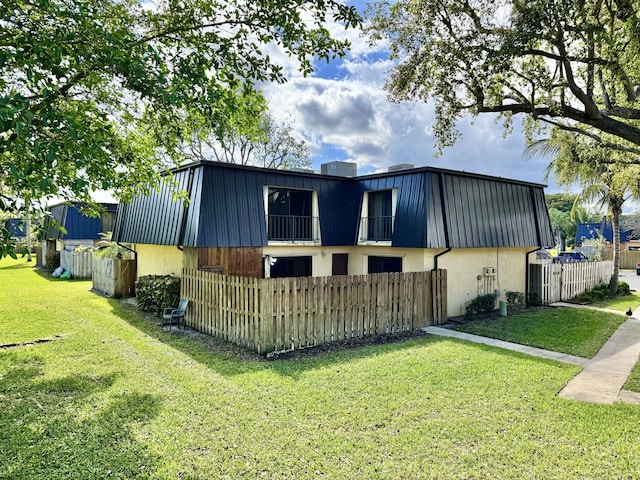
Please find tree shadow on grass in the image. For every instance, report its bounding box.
[0,353,162,479]
[102,295,442,380]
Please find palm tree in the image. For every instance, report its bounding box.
[526,131,640,294]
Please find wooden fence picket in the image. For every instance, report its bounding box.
[180,269,446,355]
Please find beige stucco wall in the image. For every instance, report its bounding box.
[137,243,535,319]
[437,247,534,317]
[263,245,441,277]
[265,246,534,317]
[134,244,183,277]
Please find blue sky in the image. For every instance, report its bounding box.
[259,0,563,192]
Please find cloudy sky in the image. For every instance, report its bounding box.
[259,0,562,192]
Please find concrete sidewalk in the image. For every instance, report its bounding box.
[423,305,640,405]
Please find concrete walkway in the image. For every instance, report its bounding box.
[423,304,640,405]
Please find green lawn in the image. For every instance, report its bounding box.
[590,292,640,312]
[2,258,640,478]
[452,307,626,358]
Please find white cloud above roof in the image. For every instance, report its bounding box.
[259,0,563,191]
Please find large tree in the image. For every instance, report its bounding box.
[365,0,640,155]
[1,0,359,205]
[0,0,359,257]
[181,94,311,169]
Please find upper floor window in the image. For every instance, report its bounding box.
[359,189,397,243]
[266,187,319,242]
[101,211,116,234]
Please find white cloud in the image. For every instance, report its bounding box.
[259,1,566,192]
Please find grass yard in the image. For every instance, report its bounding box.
[452,307,626,358]
[2,258,640,479]
[589,292,640,312]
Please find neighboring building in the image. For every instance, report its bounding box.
[575,219,640,251]
[7,218,26,240]
[113,161,553,317]
[41,202,118,266]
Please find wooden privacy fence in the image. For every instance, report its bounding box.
[182,269,447,354]
[603,248,640,269]
[60,249,93,279]
[529,261,613,305]
[92,257,137,298]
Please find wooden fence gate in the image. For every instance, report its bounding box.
[92,257,137,298]
[529,261,613,304]
[181,269,447,354]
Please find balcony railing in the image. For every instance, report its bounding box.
[267,215,320,242]
[360,216,394,242]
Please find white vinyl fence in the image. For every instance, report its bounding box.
[529,261,613,304]
[60,249,93,279]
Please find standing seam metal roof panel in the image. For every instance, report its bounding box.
[439,173,551,248]
[113,162,554,250]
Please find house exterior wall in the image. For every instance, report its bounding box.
[134,244,183,277]
[437,247,533,316]
[263,245,430,276]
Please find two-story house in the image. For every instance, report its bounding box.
[113,161,553,317]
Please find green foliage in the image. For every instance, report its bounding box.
[44,250,59,273]
[465,293,496,320]
[617,281,631,296]
[0,0,361,255]
[181,94,311,170]
[92,245,133,260]
[573,282,631,303]
[365,0,640,155]
[506,291,526,313]
[545,194,577,213]
[135,275,181,313]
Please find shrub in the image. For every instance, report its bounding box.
[617,281,631,296]
[45,250,60,272]
[135,275,181,314]
[506,291,526,313]
[573,282,630,303]
[465,293,497,320]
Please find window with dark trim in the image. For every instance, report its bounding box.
[101,211,116,233]
[368,255,402,273]
[269,256,312,278]
[365,190,393,241]
[267,188,315,241]
[332,253,348,275]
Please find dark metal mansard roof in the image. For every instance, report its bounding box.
[112,161,554,249]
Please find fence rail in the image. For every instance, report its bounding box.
[529,261,613,304]
[60,249,93,279]
[182,269,447,354]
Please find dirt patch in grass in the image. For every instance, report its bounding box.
[0,335,65,350]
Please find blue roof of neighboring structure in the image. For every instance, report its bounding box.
[45,202,118,240]
[7,218,25,238]
[113,161,554,249]
[576,220,632,243]
[575,223,602,243]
